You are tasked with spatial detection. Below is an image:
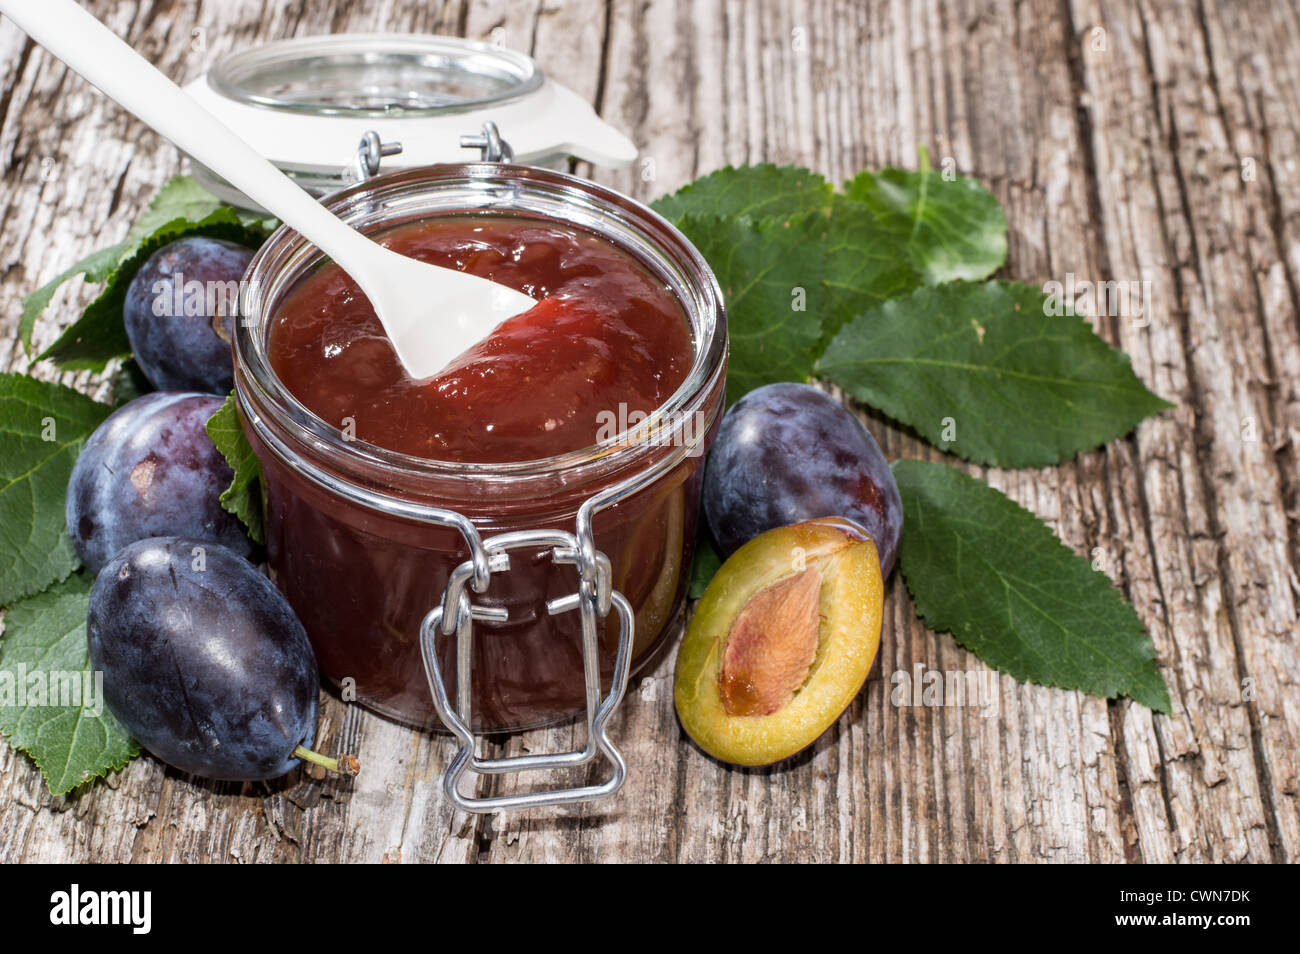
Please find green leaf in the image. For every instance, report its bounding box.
[37,209,268,372]
[822,195,922,341]
[651,164,833,226]
[651,160,1013,402]
[892,459,1170,712]
[675,211,828,403]
[205,392,265,545]
[686,521,723,600]
[122,175,227,246]
[19,243,128,355]
[0,374,112,606]
[650,164,922,343]
[0,573,140,794]
[817,281,1173,467]
[844,146,1007,284]
[110,359,152,406]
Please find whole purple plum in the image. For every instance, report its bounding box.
[66,391,252,574]
[89,537,317,781]
[123,236,253,394]
[703,382,902,575]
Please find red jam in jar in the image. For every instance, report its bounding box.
[268,216,694,463]
[235,165,726,732]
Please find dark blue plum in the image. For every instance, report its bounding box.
[88,537,318,781]
[123,236,254,394]
[703,382,902,575]
[66,391,252,574]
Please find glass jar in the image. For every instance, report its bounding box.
[183,35,637,207]
[232,163,726,742]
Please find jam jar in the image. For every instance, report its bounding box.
[232,164,726,763]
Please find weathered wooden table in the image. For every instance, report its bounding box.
[1,0,1296,863]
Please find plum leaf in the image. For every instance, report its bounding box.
[18,243,128,356]
[0,573,140,795]
[673,211,829,403]
[0,373,112,606]
[122,174,229,246]
[205,393,265,545]
[817,281,1173,468]
[843,145,1007,284]
[651,164,833,225]
[893,459,1171,712]
[687,522,723,600]
[821,195,922,341]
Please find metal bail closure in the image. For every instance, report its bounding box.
[459,120,514,162]
[420,528,636,813]
[348,129,403,183]
[347,122,506,188]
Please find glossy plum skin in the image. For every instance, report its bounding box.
[88,537,318,781]
[66,391,252,575]
[703,383,902,575]
[123,236,253,394]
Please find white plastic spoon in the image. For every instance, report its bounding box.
[0,0,538,379]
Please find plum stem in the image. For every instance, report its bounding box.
[294,745,360,775]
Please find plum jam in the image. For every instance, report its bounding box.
[268,216,694,463]
[233,165,726,732]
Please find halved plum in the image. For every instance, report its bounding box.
[674,517,884,766]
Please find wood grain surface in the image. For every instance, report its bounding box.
[1,0,1297,863]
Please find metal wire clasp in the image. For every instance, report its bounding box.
[419,527,636,813]
[349,130,403,183]
[459,121,514,162]
[346,122,510,187]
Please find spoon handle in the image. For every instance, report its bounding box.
[0,0,375,271]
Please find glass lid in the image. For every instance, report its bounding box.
[208,34,543,116]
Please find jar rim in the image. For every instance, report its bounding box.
[209,34,544,117]
[233,163,727,495]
